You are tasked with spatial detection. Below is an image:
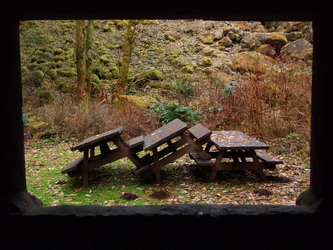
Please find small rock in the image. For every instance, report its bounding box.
[198,35,215,44]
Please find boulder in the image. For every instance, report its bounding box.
[218,36,233,48]
[240,33,260,50]
[230,51,275,73]
[280,38,313,61]
[253,32,287,52]
[286,32,303,41]
[255,44,276,57]
[198,35,215,44]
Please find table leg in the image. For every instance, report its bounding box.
[249,150,266,181]
[153,148,161,184]
[208,150,225,182]
[82,149,89,187]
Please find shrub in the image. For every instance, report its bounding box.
[174,78,196,102]
[150,102,201,125]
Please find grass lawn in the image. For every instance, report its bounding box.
[25,138,310,207]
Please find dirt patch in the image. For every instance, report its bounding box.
[150,190,170,199]
[254,189,273,196]
[120,192,139,201]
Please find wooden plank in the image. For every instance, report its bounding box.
[71,126,123,151]
[256,150,283,164]
[189,151,214,167]
[144,119,188,150]
[210,131,269,150]
[188,124,212,141]
[61,157,83,174]
[128,135,144,149]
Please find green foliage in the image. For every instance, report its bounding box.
[150,102,201,125]
[173,78,196,102]
[220,80,239,97]
[38,86,55,104]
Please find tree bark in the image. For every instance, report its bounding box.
[115,20,138,97]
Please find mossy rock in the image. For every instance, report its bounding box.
[181,65,195,73]
[135,69,164,82]
[53,55,65,62]
[47,69,57,80]
[166,49,183,61]
[115,95,156,108]
[21,66,28,73]
[171,58,190,68]
[201,58,213,67]
[57,70,76,77]
[92,67,104,79]
[230,51,275,73]
[53,48,65,55]
[198,35,215,44]
[99,55,110,65]
[91,74,100,84]
[31,70,44,87]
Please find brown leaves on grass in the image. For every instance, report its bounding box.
[149,190,170,200]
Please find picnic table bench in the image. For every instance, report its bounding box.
[135,119,212,184]
[61,126,148,187]
[190,130,283,182]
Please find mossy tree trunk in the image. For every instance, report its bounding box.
[75,20,95,99]
[114,20,139,98]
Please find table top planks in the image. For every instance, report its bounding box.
[143,119,188,150]
[71,126,124,151]
[210,130,269,150]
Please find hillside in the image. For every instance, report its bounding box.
[20,20,312,145]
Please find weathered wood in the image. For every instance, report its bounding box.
[143,119,188,150]
[136,144,194,175]
[113,137,143,168]
[188,124,212,141]
[128,135,144,149]
[189,151,214,167]
[256,150,283,164]
[82,150,89,187]
[71,126,123,151]
[250,150,266,181]
[211,131,269,150]
[61,157,84,174]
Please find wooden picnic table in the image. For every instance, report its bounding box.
[190,130,282,182]
[61,126,147,187]
[135,119,212,184]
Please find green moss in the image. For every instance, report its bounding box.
[201,58,213,67]
[38,86,54,104]
[47,69,57,80]
[36,59,47,64]
[181,65,195,73]
[57,70,76,77]
[53,48,65,55]
[56,79,71,93]
[53,55,65,62]
[166,49,183,61]
[91,74,100,84]
[99,55,110,65]
[92,67,104,79]
[21,66,28,73]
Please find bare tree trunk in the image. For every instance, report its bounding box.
[76,20,95,99]
[76,20,88,98]
[115,20,138,98]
